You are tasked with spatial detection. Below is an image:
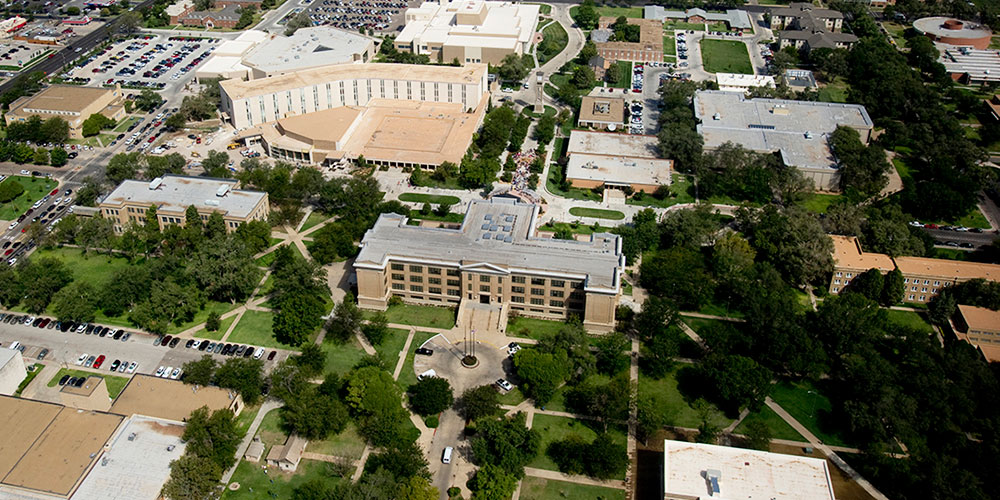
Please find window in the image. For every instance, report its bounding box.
[410,285,423,292]
[447,269,460,276]
[392,273,404,281]
[531,278,545,286]
[834,279,841,285]
[833,287,839,292]
[512,286,524,294]
[410,275,423,283]
[409,265,423,273]
[924,280,930,285]
[909,294,915,300]
[429,277,441,285]
[391,263,404,271]
[448,289,461,297]
[480,285,490,292]
[512,276,525,284]
[921,288,927,293]
[550,290,564,298]
[392,283,404,290]
[919,295,925,301]
[531,288,544,296]
[428,267,441,275]
[429,287,441,294]
[511,296,524,303]
[551,280,565,288]
[550,300,564,308]
[447,279,460,287]
[530,298,544,306]
[479,275,490,282]
[836,272,842,277]
[934,281,940,286]
[904,278,909,283]
[847,273,853,278]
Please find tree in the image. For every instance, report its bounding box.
[234,220,271,254]
[75,176,102,206]
[830,126,890,200]
[0,266,23,309]
[698,354,773,413]
[0,180,25,203]
[742,419,772,451]
[642,328,680,378]
[364,440,431,480]
[17,257,73,313]
[284,11,312,35]
[636,393,670,444]
[49,147,68,167]
[310,222,356,264]
[533,114,556,146]
[32,147,48,165]
[496,52,529,82]
[160,454,221,500]
[586,433,629,479]
[657,121,703,171]
[640,246,715,310]
[107,152,143,184]
[165,113,186,130]
[882,268,905,306]
[407,376,454,416]
[846,268,884,301]
[571,65,595,89]
[660,202,722,249]
[396,475,439,500]
[594,332,629,375]
[188,236,262,303]
[181,355,217,386]
[135,89,162,112]
[51,281,98,323]
[513,349,568,405]
[361,312,389,346]
[182,406,241,470]
[458,384,502,421]
[205,310,221,332]
[81,113,112,137]
[343,366,409,446]
[736,204,833,286]
[272,293,325,346]
[326,296,364,343]
[565,374,632,430]
[40,117,69,143]
[471,412,539,476]
[572,0,598,30]
[235,5,256,29]
[213,358,264,405]
[468,464,518,500]
[281,386,350,440]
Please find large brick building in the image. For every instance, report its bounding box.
[592,16,663,63]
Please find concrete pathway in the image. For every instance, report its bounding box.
[523,467,626,490]
[676,320,707,349]
[392,328,417,380]
[677,311,745,322]
[222,400,281,484]
[351,446,372,482]
[625,337,639,500]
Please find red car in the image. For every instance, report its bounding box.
[93,355,106,369]
[3,249,12,256]
[49,188,59,196]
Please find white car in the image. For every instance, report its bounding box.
[20,170,29,175]
[170,368,181,379]
[77,353,88,365]
[24,316,34,325]
[496,379,513,391]
[127,362,137,374]
[76,323,87,333]
[253,348,264,359]
[8,222,16,230]
[501,87,513,93]
[155,366,166,377]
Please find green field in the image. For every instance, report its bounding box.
[305,422,367,459]
[191,314,237,341]
[227,310,303,350]
[538,22,568,63]
[368,303,456,329]
[734,405,805,441]
[111,116,141,133]
[507,316,567,340]
[398,193,462,205]
[526,2,551,15]
[799,193,844,214]
[397,331,439,388]
[520,476,626,500]
[374,327,411,371]
[0,176,58,220]
[537,220,604,236]
[224,459,344,499]
[887,309,934,334]
[769,380,851,447]
[700,39,752,74]
[818,77,849,103]
[547,168,603,201]
[47,369,130,399]
[663,20,706,31]
[921,207,992,229]
[626,174,694,208]
[323,337,368,376]
[569,207,625,220]
[528,413,628,476]
[637,365,732,429]
[299,211,330,232]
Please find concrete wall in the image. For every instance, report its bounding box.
[0,353,26,396]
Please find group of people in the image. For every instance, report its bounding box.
[509,150,537,193]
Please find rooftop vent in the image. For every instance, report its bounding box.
[713,113,721,120]
[706,469,722,496]
[217,184,230,197]
[205,199,221,206]
[804,131,813,139]
[149,177,163,190]
[128,432,137,441]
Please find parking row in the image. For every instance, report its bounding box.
[153,333,276,362]
[300,0,411,32]
[68,35,218,92]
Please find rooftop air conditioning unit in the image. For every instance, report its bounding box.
[217,184,230,197]
[713,113,721,120]
[149,177,163,190]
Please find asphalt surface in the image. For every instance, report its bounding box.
[923,227,998,248]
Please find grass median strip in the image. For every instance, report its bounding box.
[47,368,131,399]
[568,207,625,220]
[398,193,462,205]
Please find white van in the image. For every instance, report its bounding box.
[441,446,453,464]
[418,369,437,381]
[8,341,20,351]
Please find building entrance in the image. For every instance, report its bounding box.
[479,294,490,304]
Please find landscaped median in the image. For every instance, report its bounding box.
[568,207,625,220]
[47,368,130,399]
[398,192,461,205]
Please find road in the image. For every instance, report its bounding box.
[923,228,998,248]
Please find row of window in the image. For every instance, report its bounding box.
[836,271,945,288]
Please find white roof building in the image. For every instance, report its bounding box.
[663,440,836,500]
[715,73,776,93]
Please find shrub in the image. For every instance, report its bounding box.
[0,180,25,203]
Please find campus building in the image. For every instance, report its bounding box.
[716,73,776,93]
[0,349,25,396]
[224,63,489,168]
[196,27,378,82]
[914,17,992,50]
[643,6,752,32]
[354,198,625,333]
[829,235,1000,304]
[167,0,263,27]
[663,440,836,500]
[592,16,663,63]
[4,84,126,139]
[394,0,540,65]
[939,45,1000,84]
[954,305,1000,362]
[577,93,624,129]
[769,3,857,53]
[99,175,269,234]
[693,90,873,191]
[565,130,672,193]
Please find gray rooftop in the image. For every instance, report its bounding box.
[241,27,374,74]
[694,90,872,170]
[184,4,240,21]
[939,46,1000,82]
[355,199,624,292]
[70,415,186,500]
[101,175,266,218]
[644,6,752,29]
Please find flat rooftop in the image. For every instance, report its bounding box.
[241,27,373,73]
[957,304,1000,332]
[0,397,123,497]
[9,85,114,114]
[578,95,624,124]
[71,415,186,500]
[914,16,992,40]
[221,63,487,101]
[664,440,836,500]
[832,235,1000,281]
[101,175,266,218]
[831,235,895,272]
[694,90,873,170]
[939,46,1000,82]
[397,1,539,48]
[109,374,239,422]
[356,198,624,292]
[61,376,103,397]
[716,73,776,89]
[566,131,671,187]
[567,130,660,158]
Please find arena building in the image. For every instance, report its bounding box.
[914,17,992,50]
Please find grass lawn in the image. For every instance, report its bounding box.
[626,174,694,208]
[637,365,732,429]
[922,207,992,229]
[258,273,275,295]
[681,317,731,337]
[527,2,551,15]
[498,386,526,406]
[507,316,567,340]
[374,328,411,371]
[576,6,643,18]
[569,207,625,220]
[369,303,456,329]
[398,193,462,205]
[887,309,934,334]
[537,221,604,236]
[191,314,237,341]
[227,310,302,351]
[111,116,141,133]
[734,405,804,441]
[689,299,744,319]
[664,20,706,31]
[16,364,42,396]
[929,247,971,261]
[299,211,330,232]
[0,176,58,220]
[405,212,465,225]
[799,193,844,214]
[305,422,366,459]
[519,476,626,500]
[991,36,1000,50]
[546,168,602,202]
[769,380,851,447]
[700,39,753,74]
[397,331,439,388]
[662,35,676,56]
[224,459,344,499]
[322,337,368,376]
[539,22,568,63]
[529,414,628,476]
[818,76,849,103]
[234,404,262,437]
[47,368,130,399]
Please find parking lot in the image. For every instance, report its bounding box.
[66,33,220,92]
[1,179,73,267]
[295,0,418,33]
[0,313,290,383]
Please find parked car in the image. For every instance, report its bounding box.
[93,355,105,369]
[59,375,70,386]
[169,337,180,348]
[267,350,277,361]
[37,349,48,360]
[495,379,513,391]
[415,347,433,356]
[77,353,88,365]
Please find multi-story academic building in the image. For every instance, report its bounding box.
[99,175,269,234]
[354,199,625,332]
[829,235,1000,304]
[5,84,125,139]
